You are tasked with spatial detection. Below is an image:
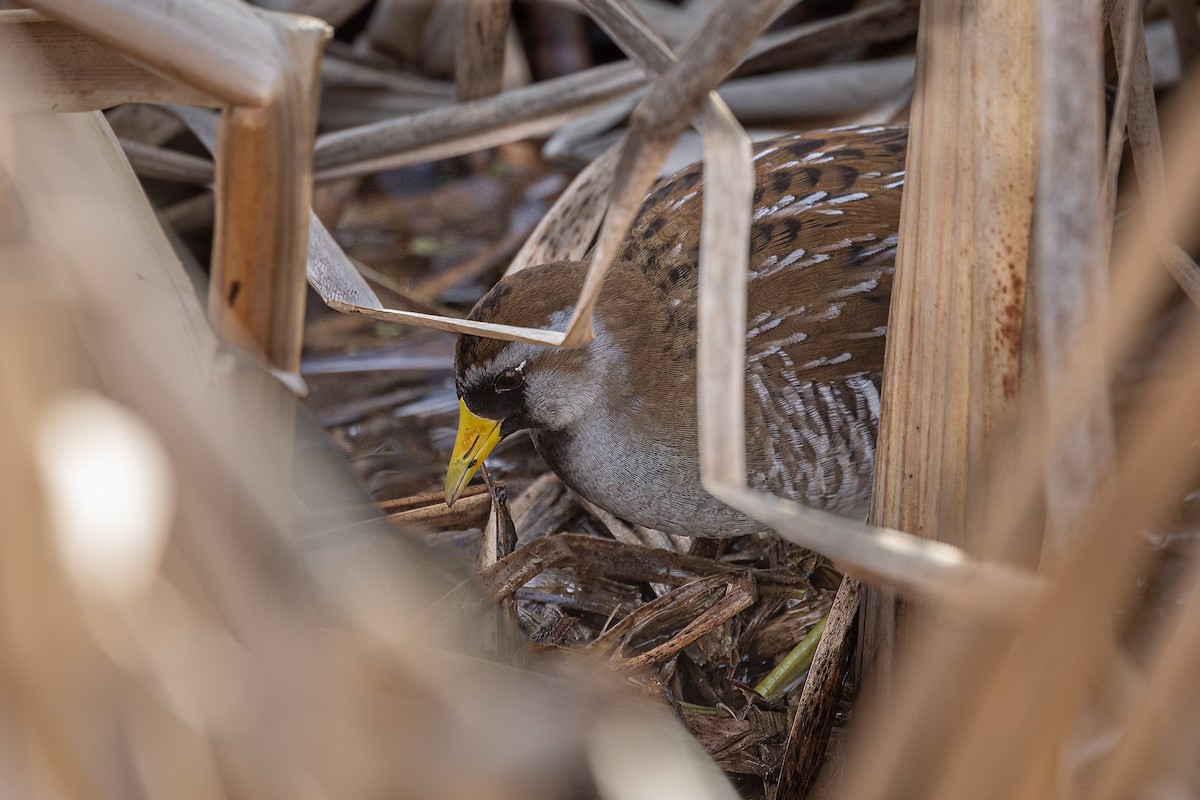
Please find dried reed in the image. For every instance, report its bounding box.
[4,0,1200,798]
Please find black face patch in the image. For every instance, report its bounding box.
[461,377,529,426]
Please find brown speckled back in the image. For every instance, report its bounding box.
[458,127,906,530]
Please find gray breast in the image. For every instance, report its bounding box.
[531,417,767,538]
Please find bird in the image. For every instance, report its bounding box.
[445,126,906,538]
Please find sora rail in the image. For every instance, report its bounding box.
[445,126,905,537]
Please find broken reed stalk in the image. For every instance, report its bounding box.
[211,15,328,373]
[775,576,861,799]
[16,1,332,374]
[477,466,518,659]
[863,0,1039,687]
[7,102,750,800]
[840,56,1200,800]
[456,0,511,101]
[1101,0,1139,237]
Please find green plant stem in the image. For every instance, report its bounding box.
[753,614,828,700]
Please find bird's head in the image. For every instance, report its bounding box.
[445,261,627,505]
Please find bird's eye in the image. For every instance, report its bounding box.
[493,368,524,393]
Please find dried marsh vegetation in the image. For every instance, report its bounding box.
[2,0,1200,799]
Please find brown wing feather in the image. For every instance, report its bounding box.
[613,127,906,515]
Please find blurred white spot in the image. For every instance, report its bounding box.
[35,391,174,602]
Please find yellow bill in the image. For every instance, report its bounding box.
[445,398,503,506]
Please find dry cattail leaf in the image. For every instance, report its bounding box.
[20,0,290,106]
[505,143,618,275]
[250,0,374,27]
[595,573,757,671]
[313,60,649,179]
[118,138,214,184]
[0,10,216,112]
[738,0,920,75]
[1109,0,1200,307]
[553,0,786,349]
[719,58,915,121]
[1033,0,1115,552]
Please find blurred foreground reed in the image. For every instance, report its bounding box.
[2,1,1200,798]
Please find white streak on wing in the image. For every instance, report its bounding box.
[802,151,826,162]
[845,326,888,340]
[846,373,882,425]
[817,235,876,254]
[779,247,807,268]
[830,278,878,298]
[776,160,800,169]
[884,179,905,189]
[858,233,899,257]
[752,146,779,162]
[670,190,698,210]
[857,126,886,133]
[802,356,834,370]
[747,316,785,338]
[754,252,830,281]
[753,194,796,221]
[751,330,810,362]
[807,303,843,322]
[814,209,844,215]
[748,305,811,343]
[828,192,870,204]
[796,253,830,269]
[748,309,776,327]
